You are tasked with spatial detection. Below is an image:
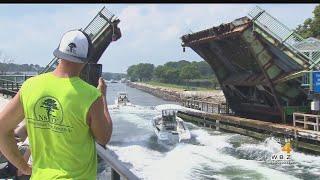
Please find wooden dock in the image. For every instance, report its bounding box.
[178,109,320,154]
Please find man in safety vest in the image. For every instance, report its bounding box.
[0,29,113,179]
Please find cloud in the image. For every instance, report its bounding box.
[0,4,317,73]
[102,4,255,72]
[0,5,101,65]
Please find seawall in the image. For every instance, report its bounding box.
[126,81,181,102]
[126,81,226,103]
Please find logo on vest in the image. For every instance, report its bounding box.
[31,96,72,133]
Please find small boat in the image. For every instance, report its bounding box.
[115,92,132,106]
[152,104,191,144]
[110,79,118,83]
[120,78,126,83]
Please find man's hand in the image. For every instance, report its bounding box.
[97,77,106,97]
[89,77,113,146]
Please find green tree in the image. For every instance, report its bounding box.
[296,18,313,38]
[296,5,320,39]
[179,64,201,80]
[126,63,155,82]
[311,5,320,38]
[164,67,180,83]
[128,59,217,87]
[136,63,154,81]
[195,61,214,77]
[102,72,126,81]
[153,65,166,82]
[127,65,138,82]
[164,60,190,69]
[154,65,180,83]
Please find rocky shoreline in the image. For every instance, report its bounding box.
[126,81,226,104]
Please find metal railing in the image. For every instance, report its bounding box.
[182,99,232,114]
[83,7,116,42]
[248,6,320,69]
[0,74,35,95]
[293,112,320,131]
[96,144,139,180]
[0,78,22,96]
[0,74,34,83]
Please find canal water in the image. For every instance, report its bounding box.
[100,82,320,180]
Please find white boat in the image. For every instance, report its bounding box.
[114,92,133,107]
[110,79,118,83]
[152,104,191,144]
[120,78,126,83]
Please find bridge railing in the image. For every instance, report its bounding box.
[248,6,320,69]
[0,78,21,96]
[182,98,232,114]
[0,74,34,83]
[83,7,116,42]
[0,74,35,95]
[96,144,139,180]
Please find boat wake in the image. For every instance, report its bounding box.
[103,104,320,180]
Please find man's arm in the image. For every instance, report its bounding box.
[0,92,31,175]
[14,121,28,142]
[88,78,113,146]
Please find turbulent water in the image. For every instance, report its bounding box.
[99,83,320,180]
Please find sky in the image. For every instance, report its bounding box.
[0,4,318,73]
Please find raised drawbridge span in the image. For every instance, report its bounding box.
[181,6,320,122]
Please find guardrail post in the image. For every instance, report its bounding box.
[281,31,293,44]
[216,120,220,130]
[226,102,230,114]
[304,115,307,129]
[316,117,319,131]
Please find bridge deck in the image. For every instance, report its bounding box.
[181,6,314,122]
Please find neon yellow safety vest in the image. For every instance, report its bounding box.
[20,72,101,180]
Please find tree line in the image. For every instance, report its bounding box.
[102,72,126,81]
[295,5,320,39]
[126,60,218,88]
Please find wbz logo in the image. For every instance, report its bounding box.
[269,139,294,164]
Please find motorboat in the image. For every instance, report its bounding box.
[152,104,191,144]
[120,78,126,83]
[110,79,118,83]
[115,92,132,106]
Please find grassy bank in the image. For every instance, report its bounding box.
[144,81,216,91]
